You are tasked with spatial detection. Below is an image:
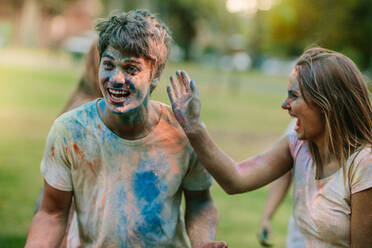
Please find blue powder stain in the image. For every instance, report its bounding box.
[115,188,128,244]
[133,171,164,238]
[134,171,160,201]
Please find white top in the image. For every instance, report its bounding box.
[289,132,372,247]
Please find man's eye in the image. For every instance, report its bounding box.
[103,61,114,70]
[125,65,139,75]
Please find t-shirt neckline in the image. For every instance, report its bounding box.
[94,98,163,146]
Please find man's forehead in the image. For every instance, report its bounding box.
[103,46,143,62]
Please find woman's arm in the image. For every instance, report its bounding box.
[351,187,372,247]
[167,70,293,194]
[258,171,292,246]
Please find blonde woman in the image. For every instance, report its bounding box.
[168,48,372,247]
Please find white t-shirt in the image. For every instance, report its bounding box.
[41,99,213,247]
[289,132,372,247]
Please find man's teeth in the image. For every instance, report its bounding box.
[108,88,129,101]
[108,88,127,95]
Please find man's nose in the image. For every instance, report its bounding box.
[111,70,126,86]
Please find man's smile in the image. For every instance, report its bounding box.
[107,87,131,103]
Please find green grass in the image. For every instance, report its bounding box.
[0,50,293,247]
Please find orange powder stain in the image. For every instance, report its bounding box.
[50,146,55,159]
[100,193,106,208]
[87,162,97,177]
[154,123,186,153]
[73,144,84,160]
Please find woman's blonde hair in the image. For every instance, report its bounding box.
[295,47,372,177]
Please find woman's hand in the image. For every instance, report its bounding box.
[167,70,202,134]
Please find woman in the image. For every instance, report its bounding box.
[167,47,372,247]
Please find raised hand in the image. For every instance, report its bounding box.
[167,70,202,134]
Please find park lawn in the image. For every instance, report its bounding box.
[0,54,293,247]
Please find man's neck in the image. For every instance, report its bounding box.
[98,99,160,140]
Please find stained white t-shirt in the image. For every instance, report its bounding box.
[41,99,213,247]
[289,132,372,247]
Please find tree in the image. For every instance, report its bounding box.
[260,0,372,69]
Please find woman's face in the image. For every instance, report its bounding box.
[282,69,325,143]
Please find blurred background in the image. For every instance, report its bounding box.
[0,0,371,247]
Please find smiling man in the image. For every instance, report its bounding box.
[25,10,226,248]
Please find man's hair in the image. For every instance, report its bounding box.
[96,9,171,90]
[295,47,372,176]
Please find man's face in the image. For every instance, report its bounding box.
[98,46,153,114]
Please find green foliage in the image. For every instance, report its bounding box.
[260,0,372,69]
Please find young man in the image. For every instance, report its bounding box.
[26,10,226,248]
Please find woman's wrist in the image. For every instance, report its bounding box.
[183,120,204,138]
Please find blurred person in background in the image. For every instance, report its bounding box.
[167,47,372,247]
[27,10,226,248]
[33,38,101,248]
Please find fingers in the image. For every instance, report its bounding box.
[166,85,176,105]
[177,70,192,93]
[169,70,198,97]
[190,80,200,97]
[170,75,181,98]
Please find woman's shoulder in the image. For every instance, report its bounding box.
[347,145,372,194]
[287,131,306,158]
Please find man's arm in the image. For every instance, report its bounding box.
[184,189,227,248]
[25,181,72,248]
[258,171,292,246]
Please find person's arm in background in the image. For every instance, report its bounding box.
[167,70,293,194]
[26,181,72,248]
[60,39,101,113]
[258,171,292,247]
[184,189,228,248]
[350,157,372,247]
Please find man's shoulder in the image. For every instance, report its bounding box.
[152,100,184,130]
[54,100,98,130]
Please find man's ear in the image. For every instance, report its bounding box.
[150,78,159,93]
